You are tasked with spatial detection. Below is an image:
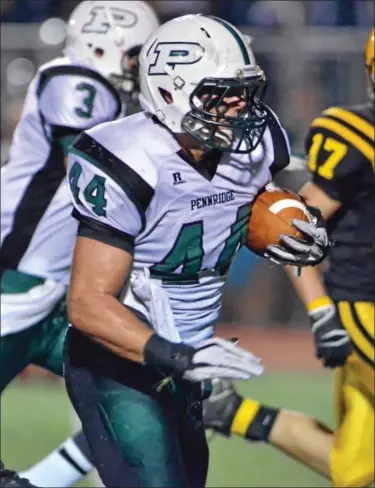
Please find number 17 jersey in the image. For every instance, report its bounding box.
[1,57,121,284]
[68,111,290,346]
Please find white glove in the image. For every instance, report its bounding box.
[144,335,264,383]
[264,205,331,267]
[309,302,352,368]
[182,337,264,382]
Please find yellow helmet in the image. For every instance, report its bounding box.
[365,28,374,99]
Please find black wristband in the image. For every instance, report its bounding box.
[144,334,195,377]
[246,405,280,442]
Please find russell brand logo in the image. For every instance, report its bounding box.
[173,172,186,185]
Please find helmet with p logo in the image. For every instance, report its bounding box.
[64,1,159,105]
[139,15,269,153]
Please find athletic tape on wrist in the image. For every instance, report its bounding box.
[231,398,261,436]
[307,295,333,313]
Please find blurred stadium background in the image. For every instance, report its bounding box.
[1,1,373,487]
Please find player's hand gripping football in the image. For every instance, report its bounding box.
[309,302,352,368]
[265,205,331,267]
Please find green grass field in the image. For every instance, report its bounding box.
[1,372,334,487]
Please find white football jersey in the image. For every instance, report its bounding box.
[68,110,290,346]
[1,57,121,285]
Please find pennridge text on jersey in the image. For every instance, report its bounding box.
[190,190,235,211]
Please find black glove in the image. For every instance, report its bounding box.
[309,301,352,368]
[265,205,332,267]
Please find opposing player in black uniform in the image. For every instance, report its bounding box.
[203,28,374,488]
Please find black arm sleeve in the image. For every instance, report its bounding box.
[74,209,135,254]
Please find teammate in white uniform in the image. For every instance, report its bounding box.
[0,2,159,487]
[63,14,330,488]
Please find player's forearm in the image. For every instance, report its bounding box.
[285,265,329,309]
[68,291,153,363]
[269,410,333,479]
[299,182,341,221]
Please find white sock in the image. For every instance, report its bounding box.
[19,437,93,488]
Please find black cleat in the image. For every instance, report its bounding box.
[202,379,243,436]
[0,463,38,488]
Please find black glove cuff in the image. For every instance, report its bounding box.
[144,334,195,377]
[305,204,324,226]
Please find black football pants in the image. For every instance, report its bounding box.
[63,327,209,488]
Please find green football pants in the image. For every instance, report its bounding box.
[0,269,68,392]
[64,327,209,488]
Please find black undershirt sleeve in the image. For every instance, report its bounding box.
[73,209,135,255]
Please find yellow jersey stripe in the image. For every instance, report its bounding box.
[311,117,374,170]
[354,302,375,340]
[338,302,374,364]
[323,107,374,142]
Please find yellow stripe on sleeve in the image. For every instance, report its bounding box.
[338,302,374,363]
[354,302,375,340]
[323,107,374,142]
[311,118,374,169]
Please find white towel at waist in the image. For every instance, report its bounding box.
[130,268,181,344]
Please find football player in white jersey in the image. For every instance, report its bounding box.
[63,14,331,488]
[0,1,159,487]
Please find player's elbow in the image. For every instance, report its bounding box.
[68,287,96,333]
[67,292,85,330]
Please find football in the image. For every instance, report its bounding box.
[247,188,311,255]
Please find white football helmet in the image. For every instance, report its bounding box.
[139,15,268,153]
[64,0,159,104]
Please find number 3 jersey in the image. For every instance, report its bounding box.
[68,110,290,346]
[1,57,121,284]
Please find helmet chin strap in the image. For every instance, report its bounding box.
[181,116,234,149]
